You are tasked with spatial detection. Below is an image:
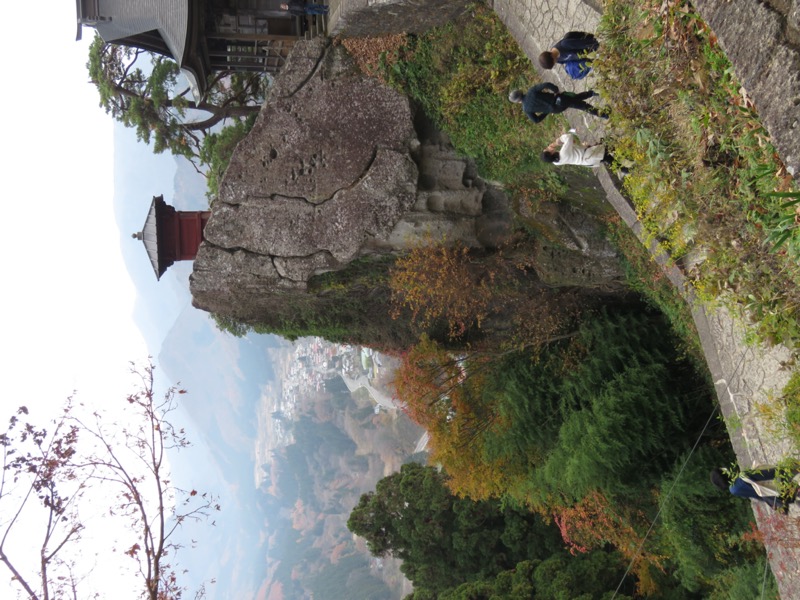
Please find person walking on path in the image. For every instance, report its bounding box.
[508,83,607,123]
[541,129,614,167]
[710,466,799,514]
[539,32,599,80]
[281,1,328,15]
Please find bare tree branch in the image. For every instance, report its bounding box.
[0,362,217,600]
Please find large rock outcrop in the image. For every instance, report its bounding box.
[190,38,623,344]
[191,39,515,330]
[329,0,472,38]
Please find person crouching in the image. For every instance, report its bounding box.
[541,129,612,168]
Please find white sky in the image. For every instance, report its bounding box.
[1,5,147,414]
[0,2,152,596]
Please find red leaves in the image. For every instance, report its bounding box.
[550,490,664,593]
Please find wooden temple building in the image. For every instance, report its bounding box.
[75,0,318,96]
[132,195,210,280]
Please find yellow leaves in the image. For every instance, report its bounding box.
[429,426,514,501]
[389,241,494,339]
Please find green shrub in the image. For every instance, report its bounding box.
[200,114,257,199]
[657,446,755,592]
[380,4,564,196]
[708,556,778,600]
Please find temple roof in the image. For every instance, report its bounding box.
[75,0,189,68]
[135,195,171,280]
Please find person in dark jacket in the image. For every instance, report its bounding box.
[281,1,328,15]
[539,32,599,80]
[508,83,606,123]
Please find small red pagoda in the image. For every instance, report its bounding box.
[133,195,210,280]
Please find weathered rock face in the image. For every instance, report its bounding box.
[190,38,516,334]
[692,0,800,179]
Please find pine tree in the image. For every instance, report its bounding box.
[480,307,712,505]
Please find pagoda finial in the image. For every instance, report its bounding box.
[132,232,144,240]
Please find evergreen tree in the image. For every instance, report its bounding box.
[481,307,712,505]
[533,551,631,599]
[87,36,263,163]
[436,555,634,600]
[348,463,560,595]
[657,445,755,593]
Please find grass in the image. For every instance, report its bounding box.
[379,3,566,200]
[757,371,800,451]
[595,0,800,350]
[786,373,800,449]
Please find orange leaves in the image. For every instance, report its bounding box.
[391,337,512,500]
[550,490,665,595]
[391,336,491,430]
[389,241,494,340]
[551,491,620,555]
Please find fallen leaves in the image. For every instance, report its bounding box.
[337,34,408,82]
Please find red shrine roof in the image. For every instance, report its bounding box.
[135,195,171,280]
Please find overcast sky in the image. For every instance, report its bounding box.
[0,3,189,596]
[0,3,297,596]
[1,4,148,416]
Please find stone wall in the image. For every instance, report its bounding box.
[329,0,472,38]
[692,0,800,178]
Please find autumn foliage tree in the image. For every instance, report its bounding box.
[550,490,664,595]
[391,336,520,498]
[391,335,491,427]
[389,239,578,350]
[389,242,496,339]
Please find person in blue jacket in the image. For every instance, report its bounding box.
[539,32,599,80]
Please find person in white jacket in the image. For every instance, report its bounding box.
[541,129,612,167]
